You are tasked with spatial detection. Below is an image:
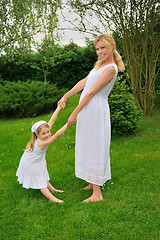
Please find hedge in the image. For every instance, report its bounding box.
[0,81,67,118]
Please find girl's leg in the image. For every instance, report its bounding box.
[47,181,64,193]
[83,183,93,190]
[83,184,103,202]
[40,187,63,203]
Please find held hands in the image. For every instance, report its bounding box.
[58,102,65,110]
[58,96,67,108]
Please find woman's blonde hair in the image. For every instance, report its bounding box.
[25,123,49,152]
[94,34,125,72]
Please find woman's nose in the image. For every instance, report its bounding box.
[98,49,103,54]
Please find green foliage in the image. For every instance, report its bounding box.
[50,43,97,88]
[0,43,97,87]
[0,0,60,58]
[0,81,67,118]
[109,76,142,135]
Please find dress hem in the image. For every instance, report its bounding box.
[75,173,111,186]
[17,178,49,189]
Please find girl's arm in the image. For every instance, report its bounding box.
[58,76,88,107]
[48,105,64,129]
[38,124,68,150]
[67,66,116,126]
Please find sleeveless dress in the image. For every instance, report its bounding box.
[75,63,118,186]
[16,140,49,189]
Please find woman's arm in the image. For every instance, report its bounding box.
[67,66,115,126]
[38,124,68,150]
[58,76,88,107]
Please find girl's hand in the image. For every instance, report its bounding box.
[67,112,77,127]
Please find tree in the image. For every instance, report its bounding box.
[0,0,60,59]
[31,37,62,82]
[60,0,160,115]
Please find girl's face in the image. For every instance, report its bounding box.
[95,40,113,62]
[37,127,51,141]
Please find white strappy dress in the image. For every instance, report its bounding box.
[16,140,49,189]
[75,63,118,186]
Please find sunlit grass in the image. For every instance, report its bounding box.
[0,94,160,240]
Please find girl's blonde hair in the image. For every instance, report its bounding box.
[94,34,125,72]
[25,123,49,152]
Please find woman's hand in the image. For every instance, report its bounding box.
[67,112,77,127]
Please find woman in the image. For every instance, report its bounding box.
[59,34,125,202]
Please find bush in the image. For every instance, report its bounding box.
[0,81,67,118]
[49,45,97,89]
[109,76,142,135]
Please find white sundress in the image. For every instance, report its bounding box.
[16,140,49,189]
[75,63,118,186]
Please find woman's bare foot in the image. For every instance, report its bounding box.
[83,184,103,202]
[83,183,93,190]
[83,194,103,203]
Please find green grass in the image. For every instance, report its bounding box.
[0,94,160,240]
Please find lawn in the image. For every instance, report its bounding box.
[0,94,160,240]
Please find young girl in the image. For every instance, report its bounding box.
[16,105,67,203]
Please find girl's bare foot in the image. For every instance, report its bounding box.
[50,196,64,203]
[40,187,64,203]
[83,183,93,190]
[47,182,64,193]
[50,187,64,193]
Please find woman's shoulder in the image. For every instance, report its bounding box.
[103,63,118,75]
[105,63,118,69]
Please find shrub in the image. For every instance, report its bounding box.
[0,81,67,118]
[43,45,97,88]
[109,76,142,135]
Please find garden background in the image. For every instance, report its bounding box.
[0,1,160,239]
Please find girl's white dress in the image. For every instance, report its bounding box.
[16,140,49,189]
[75,63,118,186]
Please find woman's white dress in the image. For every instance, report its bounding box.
[75,63,118,186]
[16,140,49,189]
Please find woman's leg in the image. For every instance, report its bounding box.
[83,183,93,190]
[47,181,64,193]
[83,184,103,202]
[40,187,63,203]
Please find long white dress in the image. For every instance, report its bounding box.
[16,140,49,189]
[75,63,118,186]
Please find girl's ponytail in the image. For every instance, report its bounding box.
[25,133,37,152]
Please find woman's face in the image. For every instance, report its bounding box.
[95,40,113,62]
